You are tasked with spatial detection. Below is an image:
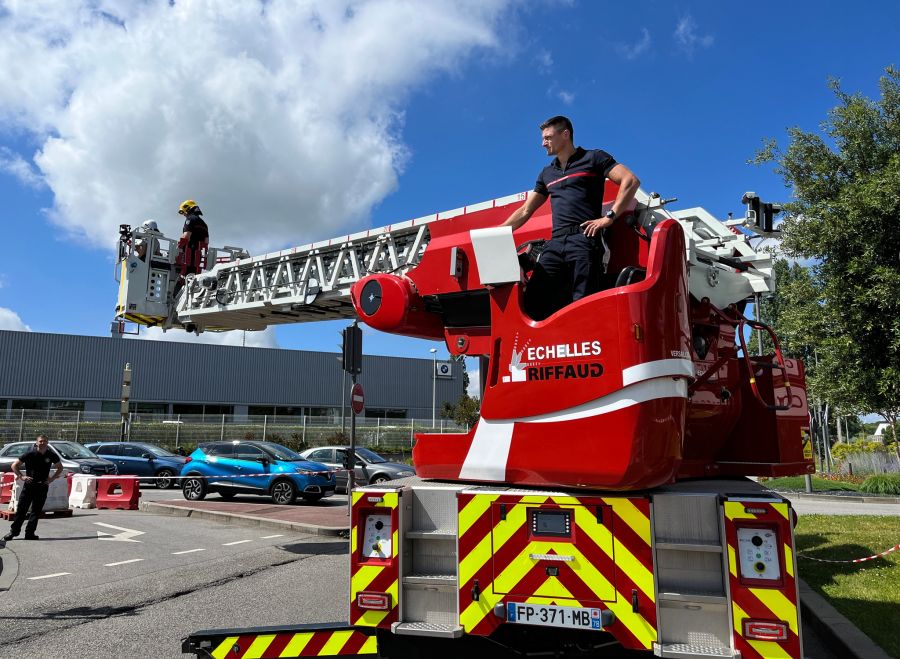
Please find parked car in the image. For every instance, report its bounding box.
[299,446,415,492]
[0,440,117,476]
[86,442,188,489]
[179,440,335,505]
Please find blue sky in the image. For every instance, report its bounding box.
[0,1,898,388]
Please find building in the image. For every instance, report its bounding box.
[0,330,463,420]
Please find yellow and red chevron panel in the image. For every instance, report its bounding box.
[723,499,802,659]
[457,491,656,650]
[184,624,377,658]
[349,489,400,629]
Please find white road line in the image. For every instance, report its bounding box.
[27,572,71,580]
[223,539,254,546]
[260,534,284,539]
[104,559,144,567]
[172,548,206,555]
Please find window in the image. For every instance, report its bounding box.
[12,400,49,410]
[364,408,407,419]
[120,445,147,458]
[93,444,121,457]
[2,444,30,457]
[234,444,266,461]
[172,404,204,415]
[306,449,333,462]
[248,406,276,416]
[204,404,234,416]
[203,443,234,458]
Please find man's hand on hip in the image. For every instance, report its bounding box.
[581,217,614,237]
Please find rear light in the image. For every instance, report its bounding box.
[743,620,789,641]
[184,456,192,464]
[357,592,391,611]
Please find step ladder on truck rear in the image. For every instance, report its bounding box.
[117,182,812,659]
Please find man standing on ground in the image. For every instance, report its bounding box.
[3,435,63,541]
[501,115,640,320]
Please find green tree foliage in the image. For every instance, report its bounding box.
[440,395,481,427]
[755,67,900,457]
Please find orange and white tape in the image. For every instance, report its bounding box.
[798,544,899,563]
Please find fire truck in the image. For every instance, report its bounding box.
[116,182,812,659]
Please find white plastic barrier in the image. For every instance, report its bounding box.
[7,476,72,513]
[69,475,98,509]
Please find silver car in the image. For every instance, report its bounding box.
[299,446,415,492]
[0,441,117,476]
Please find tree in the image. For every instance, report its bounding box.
[440,395,481,428]
[754,67,900,458]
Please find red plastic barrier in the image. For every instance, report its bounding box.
[96,477,141,510]
[0,472,14,505]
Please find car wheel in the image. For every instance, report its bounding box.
[155,469,176,489]
[370,475,390,485]
[270,479,297,505]
[218,490,236,500]
[182,475,207,501]
[302,493,323,504]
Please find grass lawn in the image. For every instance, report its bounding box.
[795,515,900,657]
[762,475,860,491]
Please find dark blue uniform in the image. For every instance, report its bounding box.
[6,448,60,539]
[526,147,617,320]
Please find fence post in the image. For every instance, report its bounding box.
[176,414,181,450]
[18,409,24,441]
[376,417,381,447]
[440,419,444,434]
[74,410,81,443]
[410,419,414,447]
[126,412,132,441]
[302,415,306,444]
[220,414,225,441]
[263,414,268,441]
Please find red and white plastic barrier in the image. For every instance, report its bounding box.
[96,477,141,510]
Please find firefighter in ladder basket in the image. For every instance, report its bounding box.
[174,199,210,296]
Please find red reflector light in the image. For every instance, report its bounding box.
[743,620,789,641]
[184,456,192,464]
[357,592,391,611]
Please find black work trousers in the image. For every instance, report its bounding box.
[10,481,49,537]
[524,232,605,321]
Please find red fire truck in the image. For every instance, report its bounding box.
[117,181,812,659]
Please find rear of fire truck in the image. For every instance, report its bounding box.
[175,183,811,659]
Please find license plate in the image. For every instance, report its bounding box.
[506,602,604,630]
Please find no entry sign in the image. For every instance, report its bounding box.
[351,382,365,415]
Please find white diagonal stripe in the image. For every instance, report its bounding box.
[458,418,514,481]
[622,358,694,386]
[172,548,206,555]
[28,572,71,580]
[105,559,144,567]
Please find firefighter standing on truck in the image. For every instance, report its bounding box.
[501,115,640,320]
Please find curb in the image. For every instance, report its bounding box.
[775,491,900,504]
[799,578,892,659]
[0,545,19,591]
[139,501,348,537]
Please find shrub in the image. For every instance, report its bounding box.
[859,474,900,496]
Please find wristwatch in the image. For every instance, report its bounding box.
[605,209,617,221]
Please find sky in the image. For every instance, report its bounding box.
[0,0,898,397]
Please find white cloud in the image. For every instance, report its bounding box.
[616,28,651,61]
[0,147,44,189]
[0,1,514,255]
[0,307,31,332]
[674,15,714,56]
[131,325,278,349]
[535,49,554,74]
[557,89,575,105]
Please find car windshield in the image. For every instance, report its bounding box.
[355,447,386,464]
[144,445,176,457]
[53,442,97,459]
[261,443,305,461]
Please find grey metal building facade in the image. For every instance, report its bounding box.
[0,330,463,419]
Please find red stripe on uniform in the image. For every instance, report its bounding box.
[546,172,597,187]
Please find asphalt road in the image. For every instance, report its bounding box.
[0,485,869,658]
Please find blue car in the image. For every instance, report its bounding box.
[87,441,187,488]
[179,440,335,505]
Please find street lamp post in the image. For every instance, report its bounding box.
[430,348,437,428]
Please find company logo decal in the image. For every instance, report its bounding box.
[502,335,603,384]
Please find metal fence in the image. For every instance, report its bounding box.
[0,409,469,454]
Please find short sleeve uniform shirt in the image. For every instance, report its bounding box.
[20,449,60,482]
[534,147,617,233]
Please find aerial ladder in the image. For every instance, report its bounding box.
[116,182,812,659]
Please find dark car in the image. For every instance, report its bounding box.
[0,440,117,476]
[86,442,188,489]
[179,440,336,505]
[299,446,415,492]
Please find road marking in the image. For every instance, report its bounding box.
[260,534,284,539]
[27,572,71,580]
[94,522,145,543]
[223,539,254,546]
[172,548,206,555]
[104,559,144,567]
